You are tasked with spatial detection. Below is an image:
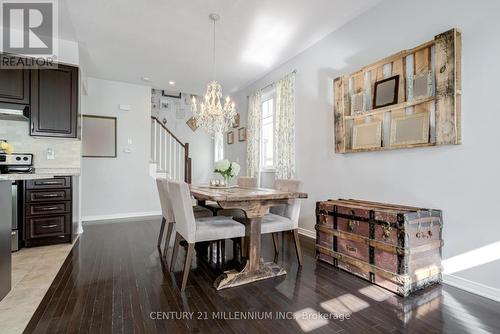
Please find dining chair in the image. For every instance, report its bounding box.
[156,178,212,258]
[261,179,303,266]
[204,176,258,261]
[167,180,246,291]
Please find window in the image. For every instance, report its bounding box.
[261,97,274,169]
[214,131,224,162]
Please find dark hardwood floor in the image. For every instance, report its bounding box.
[25,219,500,334]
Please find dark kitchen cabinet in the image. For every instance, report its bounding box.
[30,65,78,138]
[23,176,73,247]
[0,66,30,104]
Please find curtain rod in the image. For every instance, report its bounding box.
[246,69,297,98]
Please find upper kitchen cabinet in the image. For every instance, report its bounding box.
[0,66,30,105]
[30,65,78,138]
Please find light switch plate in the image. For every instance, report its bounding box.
[46,148,55,160]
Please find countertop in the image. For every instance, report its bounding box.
[0,168,80,181]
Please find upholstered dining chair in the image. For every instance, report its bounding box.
[156,178,212,259]
[203,176,258,262]
[167,180,246,291]
[261,179,303,266]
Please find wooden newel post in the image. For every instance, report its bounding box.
[184,142,191,184]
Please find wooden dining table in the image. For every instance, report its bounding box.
[190,185,308,290]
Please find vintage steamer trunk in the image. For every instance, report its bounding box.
[315,199,443,297]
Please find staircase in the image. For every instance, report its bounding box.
[150,116,191,183]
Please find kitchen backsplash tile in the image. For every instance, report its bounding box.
[0,120,81,169]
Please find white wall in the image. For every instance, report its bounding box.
[230,0,500,293]
[81,78,214,220]
[81,78,159,219]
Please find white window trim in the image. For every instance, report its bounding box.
[214,131,224,162]
[260,90,276,172]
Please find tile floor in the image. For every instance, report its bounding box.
[0,240,76,334]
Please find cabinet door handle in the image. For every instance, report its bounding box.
[31,121,34,132]
[40,224,58,229]
[39,206,59,211]
[39,181,61,185]
[36,193,60,198]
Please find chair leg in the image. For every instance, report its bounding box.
[157,217,166,248]
[162,222,174,258]
[217,240,221,264]
[221,240,225,266]
[272,233,280,256]
[170,232,182,272]
[240,236,247,259]
[292,229,303,266]
[181,243,195,292]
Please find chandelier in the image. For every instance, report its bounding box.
[191,13,236,134]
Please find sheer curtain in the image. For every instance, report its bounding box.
[274,72,296,179]
[246,90,262,180]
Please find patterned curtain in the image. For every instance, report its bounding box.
[274,72,296,179]
[246,90,262,180]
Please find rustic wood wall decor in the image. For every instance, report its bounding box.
[333,28,462,153]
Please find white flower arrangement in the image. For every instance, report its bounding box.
[214,159,240,184]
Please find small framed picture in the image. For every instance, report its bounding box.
[373,75,399,109]
[352,121,382,150]
[227,131,234,144]
[351,92,366,115]
[238,127,247,142]
[186,117,198,131]
[409,71,432,101]
[159,99,169,110]
[232,113,240,128]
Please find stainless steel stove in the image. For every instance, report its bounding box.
[0,153,33,174]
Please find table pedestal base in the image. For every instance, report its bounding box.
[214,260,286,290]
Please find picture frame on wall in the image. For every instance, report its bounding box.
[351,92,366,115]
[373,75,399,109]
[390,112,430,146]
[186,117,198,131]
[409,71,433,101]
[238,127,247,142]
[352,121,382,150]
[227,131,234,144]
[232,113,240,128]
[82,115,117,158]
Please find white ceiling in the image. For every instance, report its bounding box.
[61,0,381,94]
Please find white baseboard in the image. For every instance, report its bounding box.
[443,274,500,303]
[298,227,316,239]
[82,211,162,224]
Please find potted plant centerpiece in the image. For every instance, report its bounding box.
[214,159,240,186]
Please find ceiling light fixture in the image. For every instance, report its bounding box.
[191,13,236,134]
[169,80,175,85]
[141,76,151,82]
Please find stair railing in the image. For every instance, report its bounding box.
[150,116,191,183]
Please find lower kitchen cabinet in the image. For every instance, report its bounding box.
[22,176,72,247]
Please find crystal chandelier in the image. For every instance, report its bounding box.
[191,13,236,134]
